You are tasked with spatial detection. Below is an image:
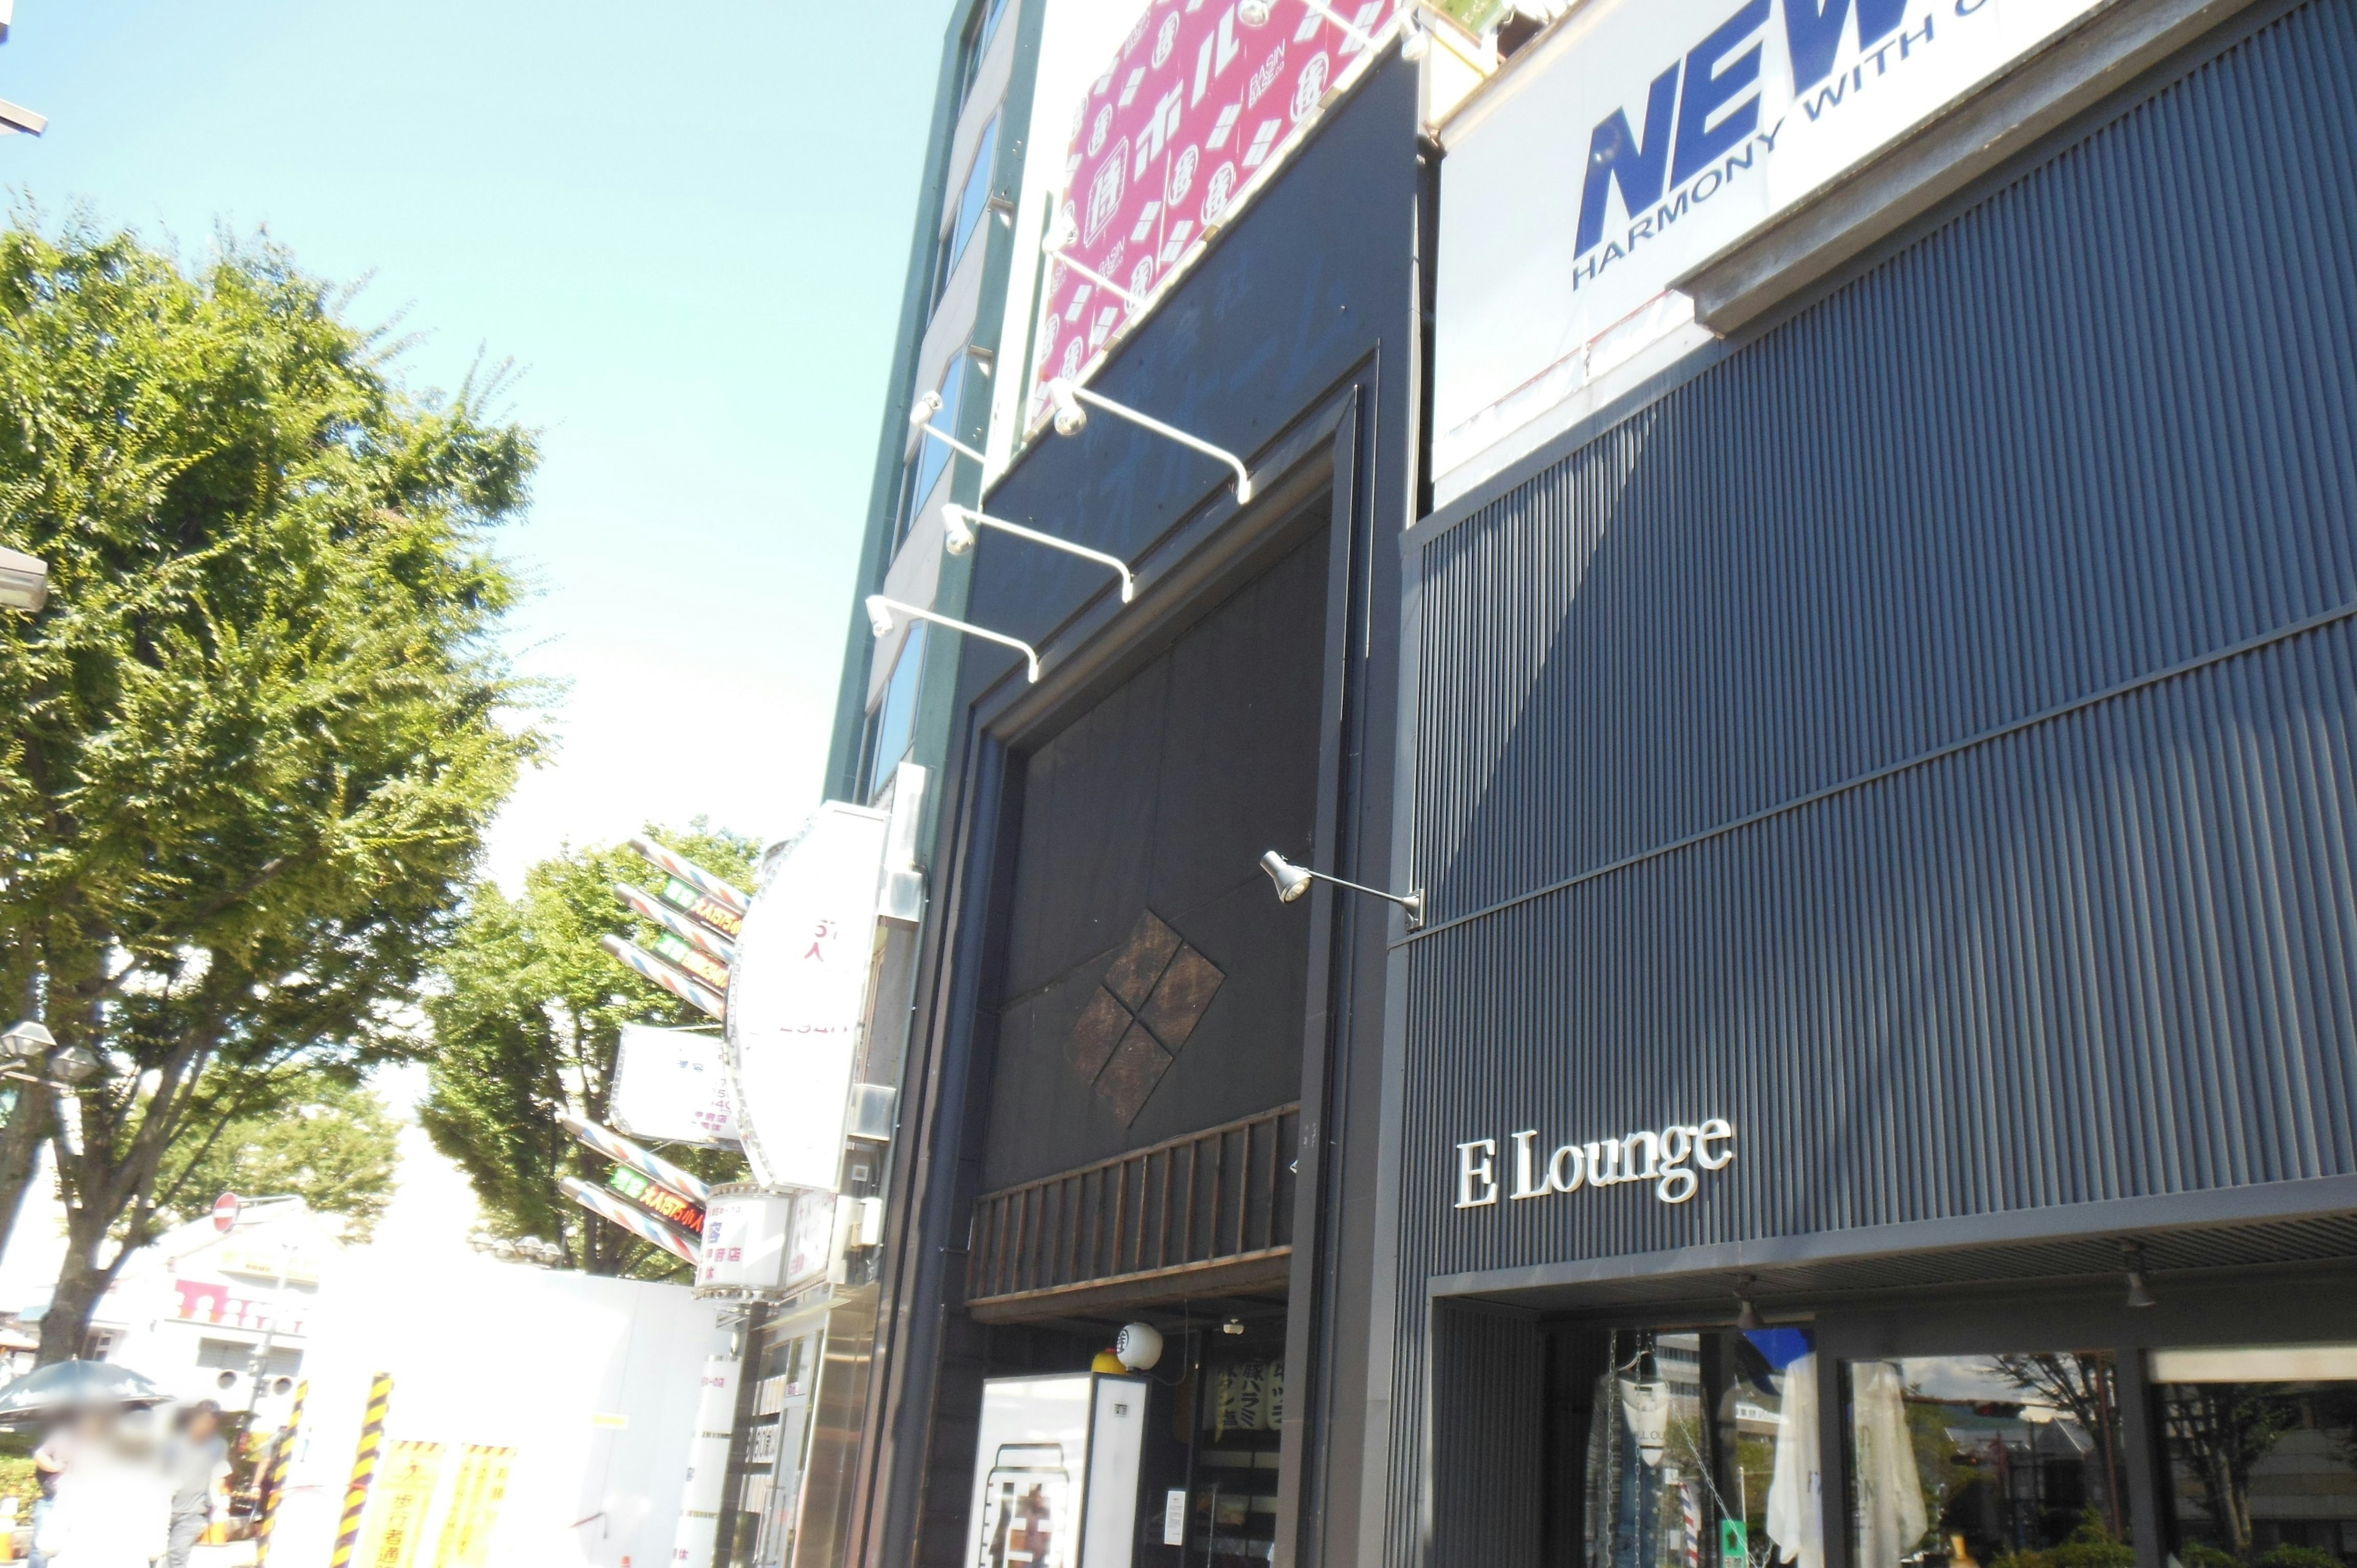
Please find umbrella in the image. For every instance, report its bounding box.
[0,1359,168,1424]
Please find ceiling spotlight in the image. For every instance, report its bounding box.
[1221,1317,1247,1336]
[0,1020,55,1062]
[2123,1242,2157,1310]
[1735,1275,1763,1332]
[866,594,1042,684]
[1045,379,1253,503]
[0,546,48,612]
[939,504,1137,602]
[1259,849,1425,929]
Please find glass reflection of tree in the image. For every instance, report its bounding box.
[2160,1387,2299,1560]
[1994,1354,2126,1543]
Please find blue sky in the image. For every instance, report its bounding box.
[0,0,953,880]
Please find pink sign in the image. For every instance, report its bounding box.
[1029,0,1406,425]
[172,1279,306,1336]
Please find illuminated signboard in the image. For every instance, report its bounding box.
[606,1166,707,1236]
[660,878,743,940]
[651,932,731,993]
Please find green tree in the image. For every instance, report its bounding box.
[0,214,538,1360]
[420,823,752,1280]
[155,1073,401,1243]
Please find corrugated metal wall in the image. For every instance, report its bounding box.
[1391,1,2357,1560]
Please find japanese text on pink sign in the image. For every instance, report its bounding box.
[1030,0,1404,425]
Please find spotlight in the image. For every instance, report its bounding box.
[1047,379,1089,438]
[939,505,1137,602]
[1041,214,1144,307]
[1735,1275,1763,1332]
[1044,379,1253,503]
[908,388,988,466]
[941,505,978,556]
[866,595,1043,684]
[1221,1318,1247,1337]
[1258,849,1424,929]
[2123,1242,2157,1309]
[1238,0,1271,23]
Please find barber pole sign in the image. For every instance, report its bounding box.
[1029,0,1409,427]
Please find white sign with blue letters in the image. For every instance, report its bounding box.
[1433,0,2109,495]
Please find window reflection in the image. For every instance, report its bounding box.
[1846,1353,2129,1568]
[1579,1328,1818,1568]
[2156,1345,2357,1568]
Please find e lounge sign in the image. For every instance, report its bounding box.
[1456,1118,1736,1208]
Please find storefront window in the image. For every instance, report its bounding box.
[2154,1343,2357,1568]
[1578,1327,1816,1568]
[1845,1353,2129,1568]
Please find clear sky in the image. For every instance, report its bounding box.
[0,0,955,882]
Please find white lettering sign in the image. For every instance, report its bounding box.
[1433,0,2105,495]
[1455,1118,1735,1208]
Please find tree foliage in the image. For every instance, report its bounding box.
[0,214,539,1359]
[156,1073,401,1243]
[420,823,753,1280]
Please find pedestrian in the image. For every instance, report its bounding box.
[162,1403,226,1568]
[26,1417,75,1568]
[33,1409,168,1568]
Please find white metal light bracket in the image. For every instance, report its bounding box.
[1236,0,1429,60]
[1045,379,1254,503]
[940,504,1136,603]
[866,595,1042,684]
[1260,850,1425,929]
[908,390,988,466]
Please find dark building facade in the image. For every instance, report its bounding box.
[850,39,1428,1568]
[1384,3,2357,1568]
[826,2,2357,1568]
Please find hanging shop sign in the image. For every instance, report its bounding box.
[610,1024,741,1149]
[694,1185,835,1299]
[1028,0,1409,428]
[1433,0,2107,485]
[1453,1118,1736,1208]
[605,1166,707,1237]
[724,803,891,1191]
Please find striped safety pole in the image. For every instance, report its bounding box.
[614,882,738,963]
[627,836,749,914]
[597,935,726,1021]
[560,1175,702,1266]
[557,1112,714,1203]
[329,1372,393,1568]
[252,1378,308,1566]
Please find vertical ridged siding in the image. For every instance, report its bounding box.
[1391,3,2357,1563]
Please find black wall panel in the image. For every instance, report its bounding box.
[1392,1,2357,1562]
[983,529,1329,1190]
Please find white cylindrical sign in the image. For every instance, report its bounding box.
[670,1354,739,1567]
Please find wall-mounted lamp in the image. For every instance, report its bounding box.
[867,594,1042,684]
[1045,379,1253,503]
[1260,850,1424,929]
[2123,1242,2157,1310]
[1043,212,1145,307]
[941,504,1136,603]
[1237,0,1429,60]
[908,390,988,466]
